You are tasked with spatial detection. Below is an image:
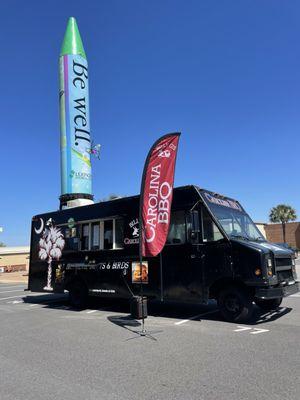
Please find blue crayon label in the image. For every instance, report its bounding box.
[59,54,92,195]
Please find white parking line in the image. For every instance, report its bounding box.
[174,309,218,325]
[234,326,269,334]
[0,295,24,301]
[28,300,65,308]
[0,290,25,294]
[175,317,199,326]
[234,326,252,332]
[0,293,61,302]
[291,294,300,297]
[250,328,269,335]
[0,285,26,290]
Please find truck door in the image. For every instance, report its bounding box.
[161,210,205,302]
[197,206,232,293]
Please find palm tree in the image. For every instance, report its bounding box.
[269,205,297,243]
[38,225,65,290]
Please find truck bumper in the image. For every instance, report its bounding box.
[255,282,299,300]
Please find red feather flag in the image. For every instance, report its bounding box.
[139,133,181,257]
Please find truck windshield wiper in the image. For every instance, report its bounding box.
[230,234,250,241]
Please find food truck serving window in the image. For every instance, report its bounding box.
[166,211,186,244]
[79,218,124,251]
[104,220,113,249]
[114,219,124,249]
[202,192,264,241]
[81,224,90,250]
[91,223,100,250]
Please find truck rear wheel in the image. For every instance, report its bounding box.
[255,297,282,311]
[218,286,254,323]
[68,280,88,309]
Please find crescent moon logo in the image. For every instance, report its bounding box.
[34,218,44,235]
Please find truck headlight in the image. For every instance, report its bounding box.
[267,258,272,268]
[266,256,273,276]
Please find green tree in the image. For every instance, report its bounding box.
[0,242,6,247]
[269,204,297,243]
[99,194,123,202]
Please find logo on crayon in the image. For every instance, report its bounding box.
[69,169,91,180]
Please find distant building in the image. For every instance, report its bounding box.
[255,222,267,239]
[0,246,30,273]
[264,222,300,249]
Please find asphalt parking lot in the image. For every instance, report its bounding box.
[0,265,299,400]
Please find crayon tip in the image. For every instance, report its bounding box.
[60,17,86,59]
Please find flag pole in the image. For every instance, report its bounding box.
[139,228,146,335]
[139,159,148,335]
[138,137,160,335]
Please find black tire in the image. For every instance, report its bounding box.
[68,280,88,309]
[218,286,254,323]
[255,297,282,311]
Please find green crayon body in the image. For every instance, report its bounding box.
[59,18,92,202]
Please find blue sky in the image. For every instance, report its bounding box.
[0,0,299,245]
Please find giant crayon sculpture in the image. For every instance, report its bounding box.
[59,17,93,208]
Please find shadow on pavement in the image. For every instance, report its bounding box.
[107,315,141,334]
[247,306,292,325]
[107,314,163,341]
[21,294,293,325]
[23,293,68,307]
[102,299,293,326]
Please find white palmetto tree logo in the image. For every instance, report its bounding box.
[38,223,65,291]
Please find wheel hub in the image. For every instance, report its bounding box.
[225,295,241,313]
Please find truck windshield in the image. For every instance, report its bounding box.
[201,192,265,242]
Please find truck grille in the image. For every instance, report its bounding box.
[275,257,294,282]
[275,258,292,268]
[277,270,294,282]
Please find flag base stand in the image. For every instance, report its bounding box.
[127,329,163,341]
[130,296,147,320]
[129,295,162,340]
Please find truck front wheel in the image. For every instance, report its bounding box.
[254,297,282,311]
[218,286,254,323]
[68,280,88,309]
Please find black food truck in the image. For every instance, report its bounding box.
[28,185,299,322]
